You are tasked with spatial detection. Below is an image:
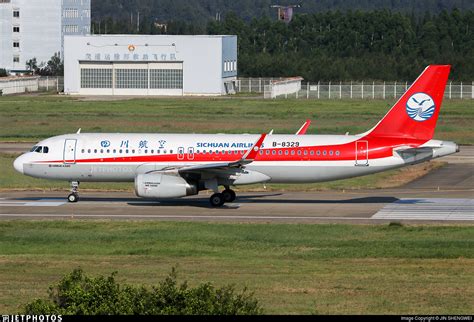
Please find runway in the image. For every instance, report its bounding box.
[0,181,472,223]
[1,144,473,224]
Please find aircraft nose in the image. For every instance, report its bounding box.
[13,155,24,174]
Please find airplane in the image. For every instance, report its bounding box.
[13,65,459,207]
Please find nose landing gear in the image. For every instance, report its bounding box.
[67,181,79,203]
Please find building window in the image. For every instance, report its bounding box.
[13,26,20,33]
[150,69,183,89]
[13,56,19,63]
[80,68,113,88]
[116,69,148,89]
[64,25,79,33]
[13,10,19,18]
[13,42,19,48]
[63,8,79,18]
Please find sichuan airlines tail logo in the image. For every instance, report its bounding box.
[406,92,436,122]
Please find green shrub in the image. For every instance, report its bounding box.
[24,267,263,315]
[0,68,8,77]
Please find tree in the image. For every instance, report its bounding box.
[24,268,263,315]
[25,58,38,74]
[39,52,64,76]
[0,68,8,77]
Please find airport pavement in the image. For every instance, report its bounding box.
[0,143,472,224]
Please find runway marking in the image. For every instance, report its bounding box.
[372,198,474,221]
[0,213,373,221]
[0,199,66,207]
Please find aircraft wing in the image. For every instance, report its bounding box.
[296,119,311,135]
[177,133,267,173]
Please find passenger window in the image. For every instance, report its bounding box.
[151,149,154,154]
[336,151,340,156]
[126,149,129,154]
[88,149,91,153]
[170,150,173,154]
[107,149,110,153]
[266,150,270,155]
[297,150,302,155]
[278,150,282,155]
[285,150,289,155]
[113,149,116,153]
[291,151,295,155]
[272,150,276,155]
[132,149,135,154]
[310,150,314,155]
[259,150,263,155]
[100,149,104,153]
[323,151,327,156]
[81,149,85,153]
[317,150,321,156]
[119,149,122,153]
[43,146,49,153]
[304,150,308,155]
[94,149,97,153]
[329,150,334,156]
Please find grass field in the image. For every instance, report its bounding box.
[0,152,443,191]
[0,94,473,144]
[0,221,472,314]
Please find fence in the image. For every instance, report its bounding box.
[0,76,64,96]
[237,77,474,100]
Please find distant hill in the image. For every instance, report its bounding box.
[92,0,474,25]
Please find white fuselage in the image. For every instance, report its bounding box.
[13,133,458,185]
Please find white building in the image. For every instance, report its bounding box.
[64,35,238,96]
[0,0,90,73]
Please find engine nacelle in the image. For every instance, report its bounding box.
[135,173,197,199]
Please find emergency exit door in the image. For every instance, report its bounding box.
[355,141,368,166]
[63,139,77,164]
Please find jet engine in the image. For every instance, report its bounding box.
[134,173,197,199]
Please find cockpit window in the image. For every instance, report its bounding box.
[30,146,49,153]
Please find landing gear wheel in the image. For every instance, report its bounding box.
[67,193,79,203]
[222,189,236,203]
[68,181,80,203]
[210,193,225,207]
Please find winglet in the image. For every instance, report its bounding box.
[242,133,267,161]
[296,120,311,135]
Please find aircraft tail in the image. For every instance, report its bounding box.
[366,65,450,141]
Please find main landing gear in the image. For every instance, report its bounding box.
[67,181,79,203]
[209,187,236,207]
